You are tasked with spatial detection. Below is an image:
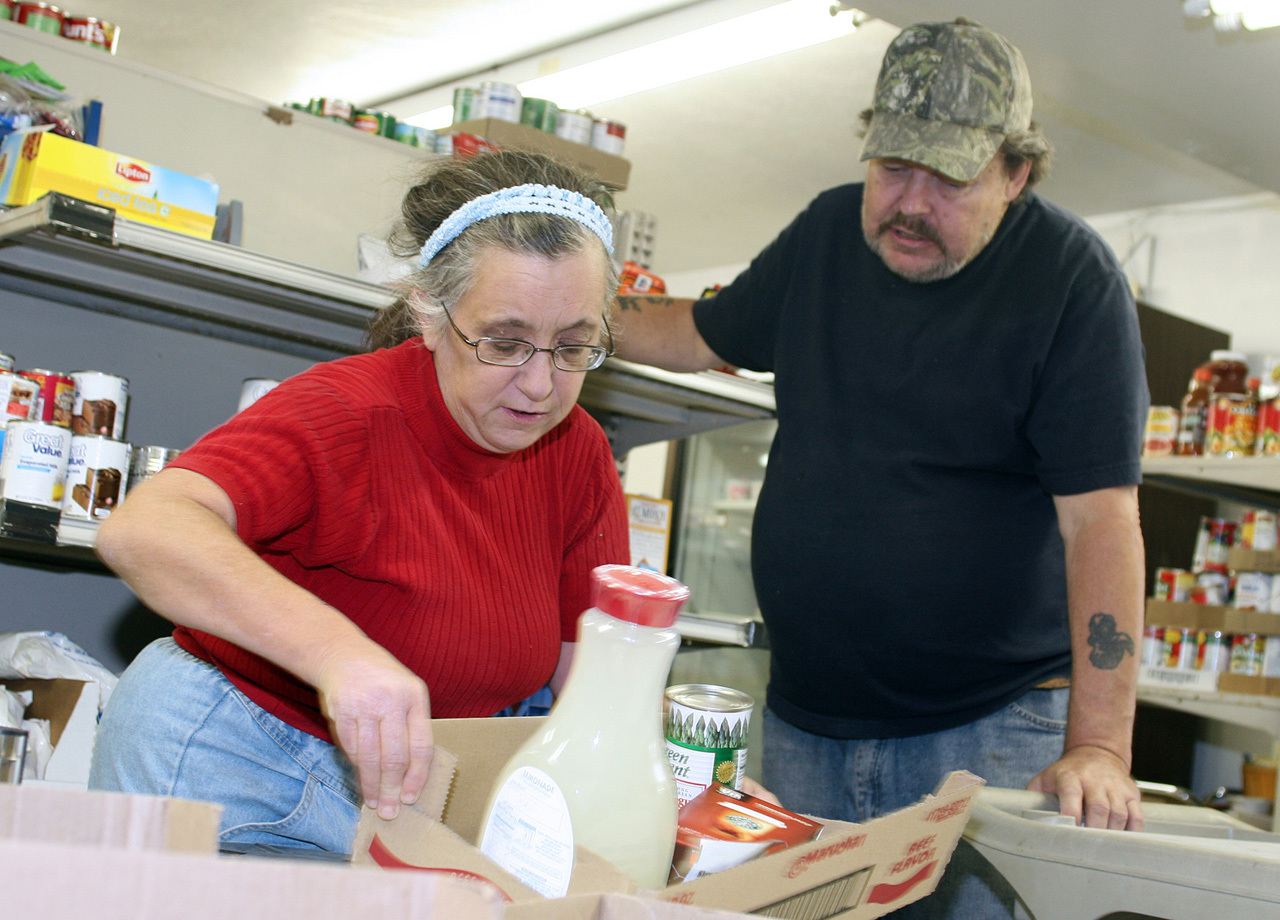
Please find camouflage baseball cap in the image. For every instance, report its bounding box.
[859,19,1032,182]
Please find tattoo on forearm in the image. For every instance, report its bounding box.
[1087,612,1134,670]
[616,295,679,313]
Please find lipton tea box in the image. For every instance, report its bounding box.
[0,130,218,239]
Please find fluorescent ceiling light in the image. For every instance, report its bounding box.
[1187,0,1280,31]
[406,0,862,129]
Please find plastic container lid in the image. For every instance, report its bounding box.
[590,564,690,627]
[1210,350,1249,363]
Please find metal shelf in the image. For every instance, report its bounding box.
[1143,456,1280,509]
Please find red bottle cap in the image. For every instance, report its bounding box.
[590,564,690,627]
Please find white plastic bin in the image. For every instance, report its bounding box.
[965,787,1280,920]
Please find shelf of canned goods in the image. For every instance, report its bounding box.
[1141,456,1280,829]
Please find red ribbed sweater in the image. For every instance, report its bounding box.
[170,339,629,741]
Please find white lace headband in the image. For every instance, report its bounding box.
[418,183,614,267]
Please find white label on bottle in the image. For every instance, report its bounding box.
[479,766,574,898]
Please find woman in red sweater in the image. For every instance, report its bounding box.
[88,150,630,854]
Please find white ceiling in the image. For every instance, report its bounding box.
[83,0,1280,276]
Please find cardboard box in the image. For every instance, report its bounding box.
[352,717,982,920]
[0,837,506,920]
[0,783,222,853]
[1,676,99,784]
[1145,598,1280,636]
[0,129,219,238]
[445,118,631,190]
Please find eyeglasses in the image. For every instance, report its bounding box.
[440,303,614,372]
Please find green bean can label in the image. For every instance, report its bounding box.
[665,683,753,809]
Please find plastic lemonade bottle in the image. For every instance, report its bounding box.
[479,565,688,897]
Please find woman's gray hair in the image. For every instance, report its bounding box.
[365,149,620,351]
[856,108,1053,204]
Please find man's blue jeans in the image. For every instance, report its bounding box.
[762,687,1069,920]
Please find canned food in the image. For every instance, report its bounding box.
[520,97,559,132]
[1142,405,1178,458]
[1162,627,1198,669]
[309,98,353,124]
[57,435,130,546]
[14,1,64,34]
[238,378,280,412]
[1242,510,1279,552]
[1235,572,1273,610]
[1193,571,1229,606]
[1206,393,1257,457]
[352,110,397,138]
[1257,398,1280,457]
[0,352,13,372]
[590,118,626,156]
[1192,516,1236,575]
[1,371,38,423]
[665,683,753,810]
[1154,567,1196,602]
[61,14,111,50]
[452,87,476,124]
[18,369,74,428]
[1231,634,1265,676]
[476,82,521,123]
[1141,624,1164,666]
[128,445,180,488]
[0,420,72,541]
[555,109,594,146]
[70,370,128,439]
[394,123,436,149]
[1197,630,1231,672]
[0,1,13,21]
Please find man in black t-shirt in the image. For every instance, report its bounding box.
[614,19,1148,920]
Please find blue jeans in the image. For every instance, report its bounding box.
[89,637,363,853]
[762,687,1069,920]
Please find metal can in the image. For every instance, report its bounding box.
[1235,571,1274,610]
[1197,630,1231,672]
[1141,624,1164,666]
[1206,393,1257,457]
[555,109,594,146]
[309,98,353,124]
[18,369,75,428]
[0,352,13,372]
[1192,570,1229,606]
[1257,398,1280,457]
[476,81,522,123]
[590,118,627,156]
[14,1,64,34]
[1142,405,1178,457]
[57,435,131,545]
[664,683,753,809]
[128,445,180,489]
[1192,516,1236,575]
[353,110,397,138]
[98,19,120,53]
[1154,566,1196,602]
[61,14,109,50]
[1,371,38,423]
[238,378,280,412]
[520,97,559,132]
[1242,509,1279,551]
[452,87,476,124]
[69,370,129,439]
[0,420,71,509]
[0,1,13,21]
[1231,634,1265,676]
[1162,627,1198,669]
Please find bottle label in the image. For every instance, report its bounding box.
[479,766,574,898]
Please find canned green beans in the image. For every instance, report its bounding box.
[665,683,754,809]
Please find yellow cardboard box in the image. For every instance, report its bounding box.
[0,130,219,238]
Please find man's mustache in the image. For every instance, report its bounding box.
[877,213,944,249]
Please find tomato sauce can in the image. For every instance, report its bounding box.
[62,14,111,50]
[18,369,75,428]
[1206,393,1257,457]
[590,118,627,156]
[1257,398,1280,457]
[70,370,129,439]
[665,683,754,810]
[14,1,64,34]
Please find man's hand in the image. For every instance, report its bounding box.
[1027,744,1144,830]
[315,645,434,821]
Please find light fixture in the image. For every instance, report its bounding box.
[401,0,865,130]
[1184,0,1280,31]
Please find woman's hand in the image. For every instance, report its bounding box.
[315,642,435,820]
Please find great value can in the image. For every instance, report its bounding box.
[57,435,130,546]
[18,369,74,428]
[476,82,522,123]
[70,370,129,439]
[1,371,38,422]
[664,683,753,809]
